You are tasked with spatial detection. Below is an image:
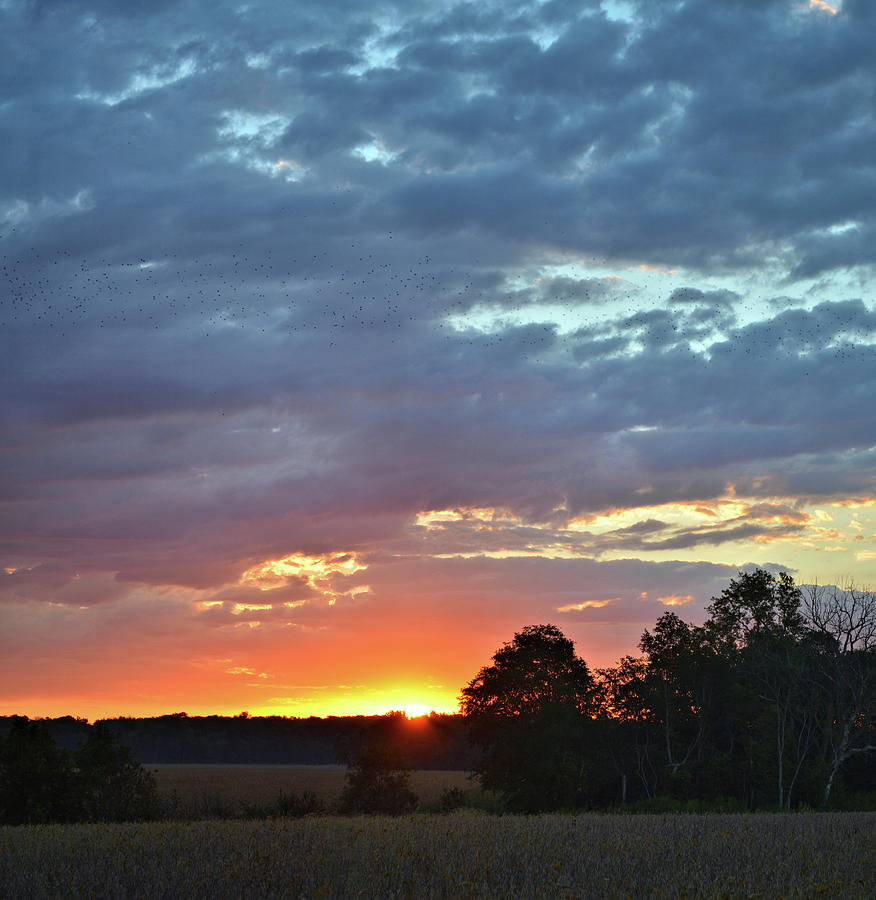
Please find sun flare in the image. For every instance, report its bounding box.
[400,702,434,718]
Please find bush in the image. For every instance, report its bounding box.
[431,786,464,812]
[276,790,325,817]
[339,744,418,815]
[75,723,160,822]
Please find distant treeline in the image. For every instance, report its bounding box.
[0,711,477,770]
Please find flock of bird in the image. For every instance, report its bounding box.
[2,224,873,366]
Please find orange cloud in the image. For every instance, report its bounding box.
[556,598,615,611]
[656,594,693,607]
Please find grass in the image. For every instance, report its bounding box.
[150,764,474,818]
[1,811,872,898]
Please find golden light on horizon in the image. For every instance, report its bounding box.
[253,680,460,719]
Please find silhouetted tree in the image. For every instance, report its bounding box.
[338,743,418,814]
[0,718,158,824]
[460,624,595,811]
[75,723,159,821]
[801,582,876,805]
[595,654,659,801]
[639,612,711,780]
[0,717,76,824]
[702,569,813,807]
[705,569,804,652]
[699,570,876,808]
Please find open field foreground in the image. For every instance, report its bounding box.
[1,812,872,899]
[150,765,471,814]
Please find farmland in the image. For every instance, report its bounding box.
[150,764,472,817]
[1,811,872,898]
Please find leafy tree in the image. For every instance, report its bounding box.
[598,612,741,803]
[705,569,804,651]
[702,570,875,808]
[703,569,814,807]
[0,717,77,824]
[639,612,712,779]
[460,624,595,811]
[338,744,418,814]
[595,655,659,801]
[75,723,159,822]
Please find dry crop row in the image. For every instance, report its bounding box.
[1,811,872,898]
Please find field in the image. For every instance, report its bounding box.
[149,764,473,816]
[1,811,872,898]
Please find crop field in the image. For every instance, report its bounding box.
[150,764,473,815]
[1,811,872,899]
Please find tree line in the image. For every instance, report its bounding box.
[0,710,475,768]
[462,570,875,811]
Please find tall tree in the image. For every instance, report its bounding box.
[801,583,876,805]
[595,654,660,801]
[743,627,816,808]
[460,624,595,811]
[704,570,813,807]
[705,569,804,651]
[639,612,711,780]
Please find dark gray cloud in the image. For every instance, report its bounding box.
[4,0,874,271]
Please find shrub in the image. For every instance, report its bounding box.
[436,787,466,812]
[75,724,160,822]
[339,744,418,815]
[276,790,325,817]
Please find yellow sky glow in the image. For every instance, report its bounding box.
[252,683,459,718]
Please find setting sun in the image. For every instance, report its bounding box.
[400,703,435,718]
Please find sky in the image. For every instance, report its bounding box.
[2,0,875,721]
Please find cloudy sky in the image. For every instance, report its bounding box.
[3,0,875,719]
